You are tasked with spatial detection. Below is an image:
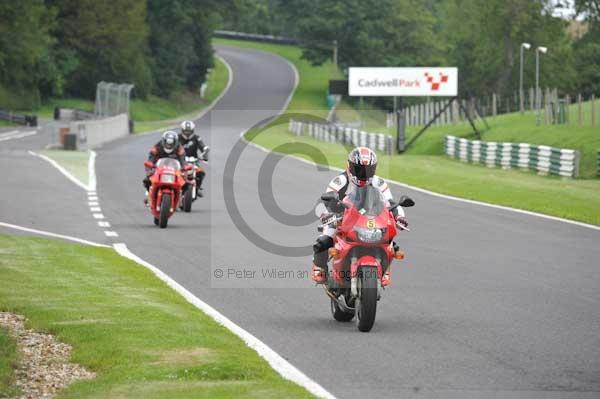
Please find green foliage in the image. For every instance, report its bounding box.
[0,0,52,108]
[440,0,576,96]
[48,0,152,98]
[147,0,222,98]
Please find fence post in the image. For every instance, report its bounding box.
[578,94,583,126]
[492,93,497,117]
[592,94,596,127]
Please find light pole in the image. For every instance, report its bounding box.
[536,46,548,126]
[520,42,531,114]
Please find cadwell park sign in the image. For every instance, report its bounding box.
[348,67,458,97]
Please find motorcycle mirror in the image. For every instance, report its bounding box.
[398,195,415,208]
[144,160,154,168]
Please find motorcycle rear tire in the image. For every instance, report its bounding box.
[356,267,378,332]
[153,217,159,226]
[183,186,193,213]
[331,298,354,322]
[159,193,171,228]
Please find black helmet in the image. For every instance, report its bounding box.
[161,131,178,154]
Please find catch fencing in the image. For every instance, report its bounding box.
[444,135,580,177]
[288,119,394,154]
[387,90,597,128]
[94,82,134,118]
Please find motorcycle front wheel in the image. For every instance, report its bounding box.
[356,266,378,332]
[159,193,171,228]
[183,186,193,213]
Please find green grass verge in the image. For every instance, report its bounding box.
[0,326,19,397]
[337,98,600,178]
[27,56,230,135]
[132,56,230,134]
[0,120,18,128]
[40,150,90,187]
[218,38,600,226]
[0,235,313,398]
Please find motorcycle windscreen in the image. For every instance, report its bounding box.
[156,158,181,170]
[346,184,386,216]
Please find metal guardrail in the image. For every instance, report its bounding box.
[288,119,394,155]
[0,109,37,126]
[214,30,300,45]
[444,135,580,177]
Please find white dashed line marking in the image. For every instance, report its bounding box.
[93,213,105,219]
[88,196,98,201]
[98,221,111,228]
[88,201,99,206]
[104,231,118,237]
[90,207,101,212]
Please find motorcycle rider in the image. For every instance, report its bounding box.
[143,130,187,204]
[311,147,408,284]
[178,120,208,197]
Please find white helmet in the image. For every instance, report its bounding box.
[161,131,178,154]
[181,120,195,138]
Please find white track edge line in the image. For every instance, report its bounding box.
[88,150,97,192]
[29,150,90,191]
[0,222,110,247]
[112,243,335,399]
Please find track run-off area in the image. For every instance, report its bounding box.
[1,45,599,399]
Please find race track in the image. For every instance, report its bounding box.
[2,45,600,398]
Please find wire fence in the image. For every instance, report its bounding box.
[94,82,134,118]
[387,89,598,128]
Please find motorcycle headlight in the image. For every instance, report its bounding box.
[355,227,386,243]
[160,173,175,183]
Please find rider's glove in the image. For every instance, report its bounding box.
[319,213,332,224]
[395,216,408,229]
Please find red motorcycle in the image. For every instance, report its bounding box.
[144,158,190,228]
[319,185,414,332]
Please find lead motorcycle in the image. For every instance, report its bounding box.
[144,158,190,228]
[319,185,414,332]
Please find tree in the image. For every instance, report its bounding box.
[49,0,152,98]
[440,0,576,96]
[0,0,53,108]
[147,0,221,97]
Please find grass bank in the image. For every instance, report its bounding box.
[0,326,18,397]
[217,37,600,226]
[28,56,230,134]
[337,100,600,178]
[0,235,313,398]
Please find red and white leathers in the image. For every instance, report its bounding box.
[315,171,405,238]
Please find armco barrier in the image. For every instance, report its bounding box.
[288,119,394,155]
[69,113,129,150]
[444,135,580,177]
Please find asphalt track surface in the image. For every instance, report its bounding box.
[2,46,600,398]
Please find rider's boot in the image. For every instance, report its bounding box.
[311,235,333,284]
